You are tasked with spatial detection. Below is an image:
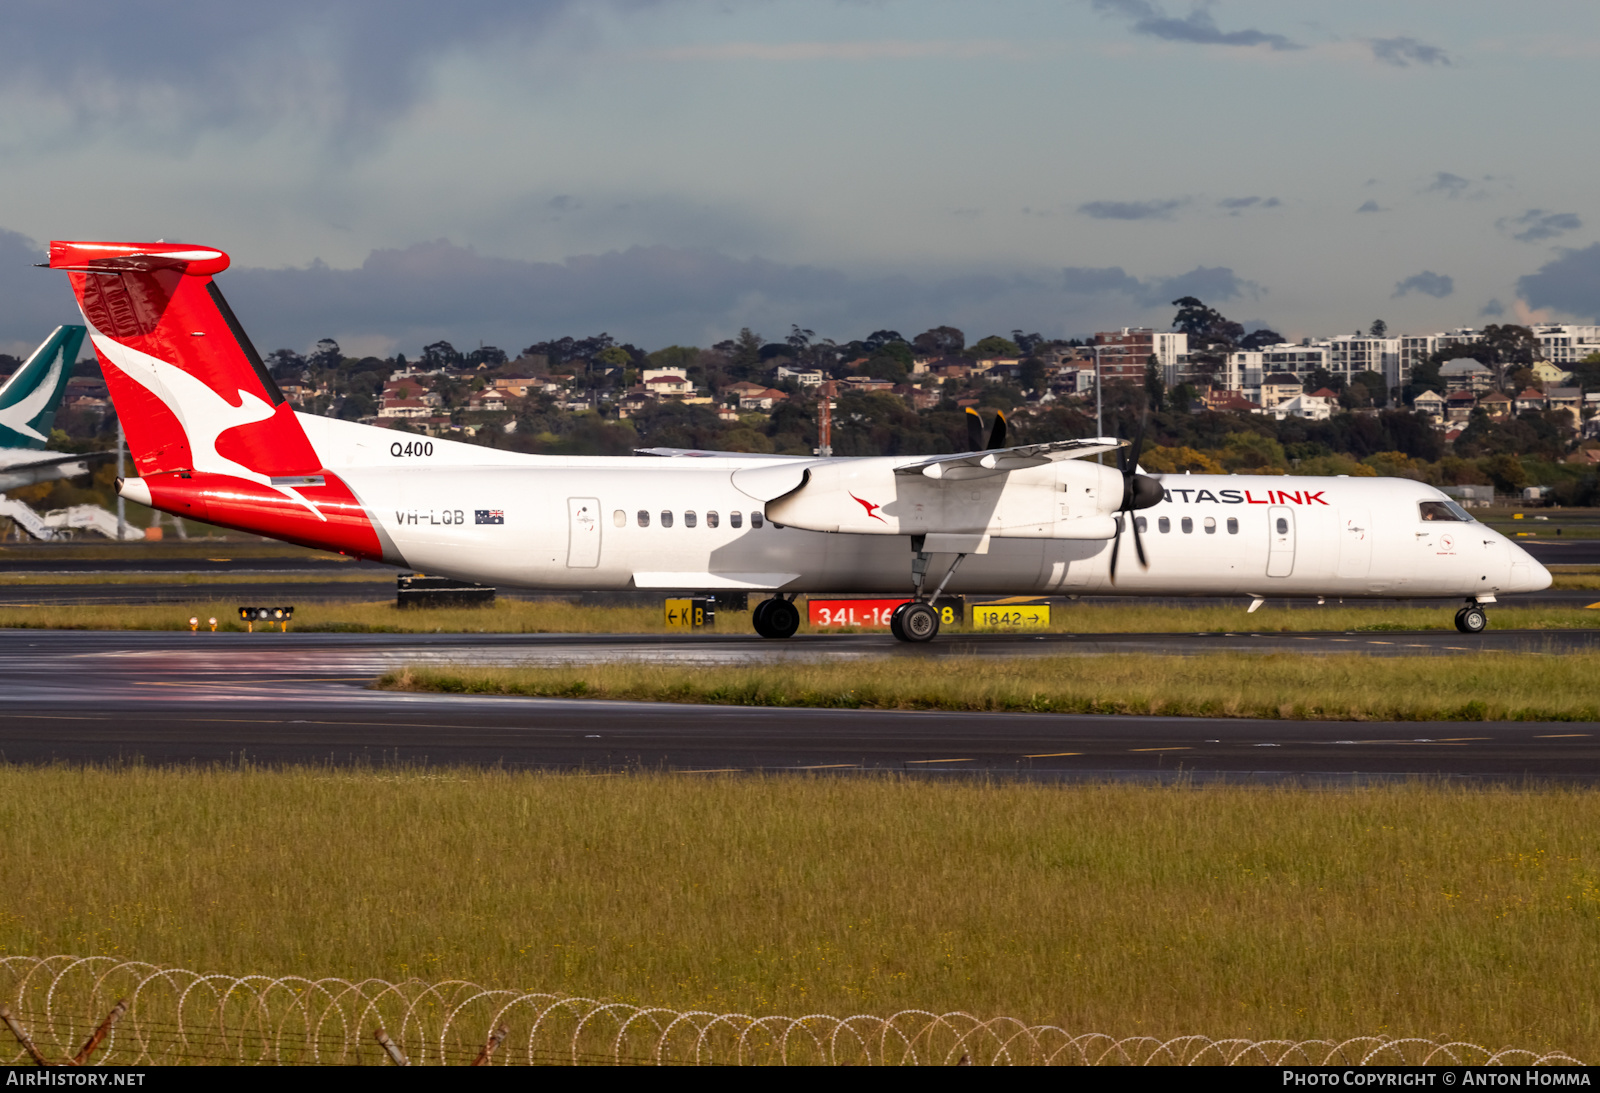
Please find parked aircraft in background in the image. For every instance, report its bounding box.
[50,240,1549,640]
[0,325,98,492]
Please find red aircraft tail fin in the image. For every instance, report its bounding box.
[50,240,391,561]
[50,240,320,479]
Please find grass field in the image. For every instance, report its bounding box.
[1,768,1597,1056]
[0,598,1596,634]
[381,649,1600,722]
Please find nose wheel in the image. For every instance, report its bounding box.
[889,601,941,642]
[1454,604,1487,634]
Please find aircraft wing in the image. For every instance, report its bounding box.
[0,449,107,472]
[893,437,1123,481]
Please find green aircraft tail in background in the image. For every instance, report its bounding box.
[0,325,87,450]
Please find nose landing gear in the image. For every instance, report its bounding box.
[890,535,967,643]
[1454,603,1488,634]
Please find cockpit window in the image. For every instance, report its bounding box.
[1419,500,1474,523]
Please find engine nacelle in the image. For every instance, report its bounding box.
[737,456,1123,540]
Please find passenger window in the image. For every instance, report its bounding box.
[661,511,674,528]
[1135,516,1147,533]
[1419,500,1469,522]
[730,511,743,528]
[637,510,650,528]
[1276,517,1289,534]
[1204,517,1216,534]
[613,510,626,528]
[707,511,719,528]
[1181,517,1193,534]
[1158,517,1171,533]
[751,512,764,528]
[685,511,697,528]
[1227,517,1239,534]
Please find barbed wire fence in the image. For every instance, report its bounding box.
[0,956,1584,1066]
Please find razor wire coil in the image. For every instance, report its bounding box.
[0,955,1584,1067]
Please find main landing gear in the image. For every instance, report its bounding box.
[1454,602,1488,634]
[889,535,968,644]
[752,595,800,639]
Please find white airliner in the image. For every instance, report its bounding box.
[49,239,1549,640]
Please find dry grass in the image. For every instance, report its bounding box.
[380,650,1600,722]
[1,767,1598,1055]
[0,599,1595,634]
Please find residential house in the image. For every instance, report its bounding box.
[1531,361,1574,386]
[1440,358,1494,394]
[1479,391,1512,419]
[1412,389,1446,419]
[644,374,693,398]
[738,387,789,412]
[1258,374,1303,410]
[1201,388,1257,413]
[774,365,824,387]
[1513,388,1547,414]
[1548,387,1583,426]
[1268,392,1333,421]
[1445,390,1478,422]
[492,374,541,397]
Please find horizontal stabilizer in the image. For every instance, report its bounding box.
[894,437,1122,481]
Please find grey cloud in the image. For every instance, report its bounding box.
[1061,267,1145,295]
[1090,1,1300,51]
[950,208,981,219]
[1424,172,1470,197]
[0,225,1268,357]
[1499,209,1582,244]
[1218,196,1280,215]
[0,1,622,148]
[1077,198,1187,221]
[548,195,582,212]
[1150,266,1260,305]
[1393,271,1454,299]
[1480,299,1505,317]
[1062,264,1259,308]
[1517,244,1600,321]
[0,230,94,354]
[1356,200,1384,213]
[1369,36,1450,67]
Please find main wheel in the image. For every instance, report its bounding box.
[896,601,941,643]
[763,598,800,639]
[1455,606,1487,634]
[889,601,908,641]
[751,598,775,638]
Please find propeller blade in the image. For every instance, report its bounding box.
[1127,402,1150,472]
[965,406,984,451]
[1108,515,1122,584]
[1131,511,1148,569]
[986,410,1007,450]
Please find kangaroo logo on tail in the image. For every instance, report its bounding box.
[49,241,391,560]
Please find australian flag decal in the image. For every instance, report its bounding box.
[475,510,504,525]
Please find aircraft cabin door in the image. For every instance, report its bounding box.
[567,497,601,568]
[1337,508,1372,579]
[1266,506,1295,577]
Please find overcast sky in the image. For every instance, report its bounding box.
[2,0,1597,358]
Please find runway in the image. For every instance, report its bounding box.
[3,629,1598,781]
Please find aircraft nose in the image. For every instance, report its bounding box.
[1510,540,1552,592]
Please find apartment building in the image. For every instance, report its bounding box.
[1092,328,1187,382]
